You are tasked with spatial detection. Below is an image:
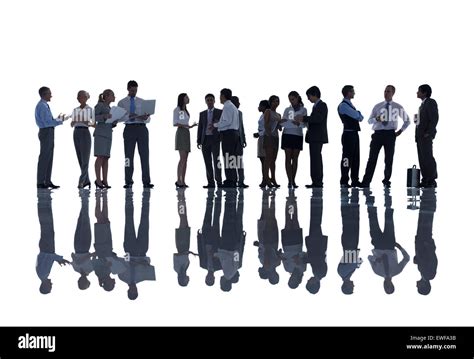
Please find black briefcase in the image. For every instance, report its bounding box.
[407,165,420,187]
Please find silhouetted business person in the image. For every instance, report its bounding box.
[197,94,223,188]
[35,86,68,189]
[415,84,438,188]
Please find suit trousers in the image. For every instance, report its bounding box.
[73,127,91,185]
[37,127,55,185]
[362,130,396,185]
[340,131,360,185]
[220,130,239,186]
[123,125,151,185]
[309,142,324,186]
[202,135,222,185]
[416,136,437,184]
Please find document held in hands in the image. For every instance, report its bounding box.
[106,106,128,123]
[141,100,156,115]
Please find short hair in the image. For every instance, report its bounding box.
[77,90,90,99]
[127,80,138,89]
[205,93,215,100]
[342,85,354,97]
[231,96,240,108]
[306,86,321,98]
[386,85,396,93]
[418,84,432,98]
[220,88,232,101]
[38,86,50,98]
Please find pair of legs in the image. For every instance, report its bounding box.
[263,136,279,186]
[284,149,300,186]
[95,156,110,186]
[177,150,189,186]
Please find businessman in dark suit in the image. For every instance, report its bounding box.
[197,94,223,188]
[415,84,438,188]
[295,86,328,188]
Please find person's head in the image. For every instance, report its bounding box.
[178,273,190,287]
[305,86,321,103]
[98,89,115,104]
[231,96,240,109]
[39,86,52,101]
[417,278,432,295]
[220,276,232,292]
[100,276,115,291]
[78,274,91,290]
[205,93,215,109]
[417,84,432,100]
[39,278,52,294]
[128,283,138,300]
[177,93,190,113]
[127,80,138,97]
[306,277,321,294]
[341,279,354,295]
[205,271,215,286]
[342,85,355,99]
[220,88,232,104]
[258,100,270,113]
[288,91,304,108]
[269,95,280,110]
[384,277,395,294]
[384,85,395,102]
[77,90,90,107]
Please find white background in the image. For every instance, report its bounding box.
[0,0,472,326]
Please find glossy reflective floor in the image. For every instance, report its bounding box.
[2,183,470,326]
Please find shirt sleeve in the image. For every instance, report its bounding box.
[367,104,379,125]
[339,102,363,121]
[398,105,411,131]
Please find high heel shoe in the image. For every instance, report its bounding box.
[78,181,91,189]
[95,180,105,189]
[175,181,185,188]
[102,182,111,189]
[270,180,280,188]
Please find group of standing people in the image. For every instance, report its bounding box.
[35,83,438,190]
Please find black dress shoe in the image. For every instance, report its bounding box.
[306,184,323,188]
[203,184,215,189]
[37,184,49,189]
[340,183,351,188]
[46,183,60,189]
[351,181,363,188]
[123,183,133,189]
[237,183,249,188]
[143,183,154,189]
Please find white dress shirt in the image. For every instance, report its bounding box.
[214,100,239,131]
[367,101,411,131]
[173,107,190,126]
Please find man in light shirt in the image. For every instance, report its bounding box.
[214,88,240,188]
[360,85,410,188]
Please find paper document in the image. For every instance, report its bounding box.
[106,106,128,123]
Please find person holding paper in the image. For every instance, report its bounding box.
[174,93,197,188]
[35,86,69,189]
[93,89,116,189]
[71,90,93,189]
[117,80,154,189]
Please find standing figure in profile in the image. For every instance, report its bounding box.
[414,189,437,295]
[119,189,155,300]
[197,189,222,286]
[254,188,281,285]
[71,189,94,291]
[263,95,282,188]
[36,189,70,294]
[174,188,195,286]
[305,188,328,294]
[338,188,362,295]
[231,96,249,188]
[71,90,94,189]
[254,100,270,188]
[365,189,410,294]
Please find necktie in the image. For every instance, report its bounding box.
[130,97,136,114]
[383,102,390,126]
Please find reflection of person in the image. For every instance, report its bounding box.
[92,191,125,291]
[71,189,94,291]
[93,89,116,189]
[197,94,223,188]
[35,86,68,189]
[281,91,307,188]
[174,93,197,188]
[197,189,222,286]
[254,100,270,188]
[118,80,154,189]
[71,90,93,189]
[281,189,306,289]
[360,85,410,188]
[305,188,328,294]
[215,189,246,291]
[254,189,281,285]
[36,189,71,294]
[414,189,437,295]
[231,96,249,188]
[174,188,194,286]
[338,188,362,295]
[296,86,328,188]
[119,189,155,300]
[338,85,364,188]
[415,84,438,188]
[365,189,410,294]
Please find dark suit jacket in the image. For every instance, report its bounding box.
[303,100,328,144]
[197,108,222,145]
[416,98,438,141]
